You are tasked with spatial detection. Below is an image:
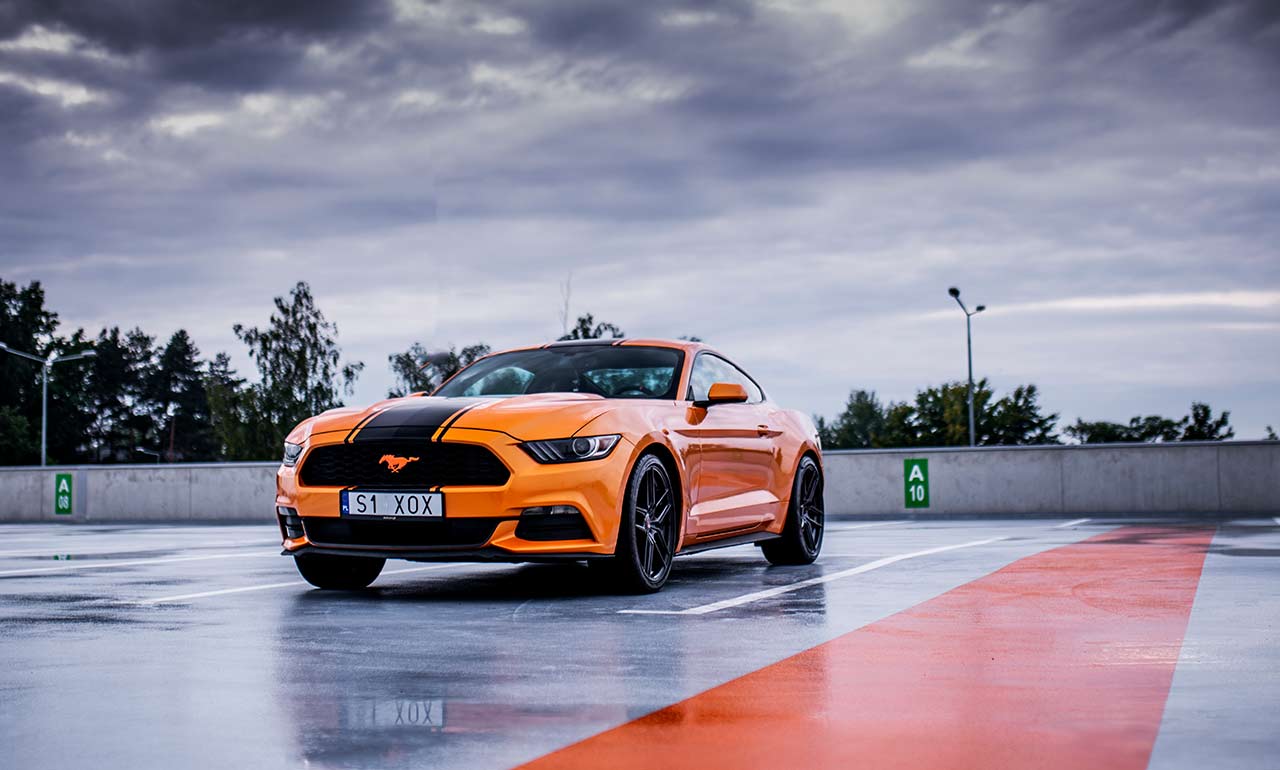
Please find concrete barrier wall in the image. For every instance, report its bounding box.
[822,441,1278,517]
[0,463,278,523]
[0,441,1275,522]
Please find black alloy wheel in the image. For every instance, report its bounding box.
[597,454,678,593]
[762,455,824,565]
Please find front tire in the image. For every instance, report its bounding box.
[294,553,386,590]
[597,454,678,593]
[762,455,824,565]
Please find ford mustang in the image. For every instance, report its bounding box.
[275,338,824,593]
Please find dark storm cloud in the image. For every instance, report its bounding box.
[0,0,1277,433]
[0,0,384,52]
[1047,0,1280,56]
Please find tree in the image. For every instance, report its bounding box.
[1062,419,1133,444]
[387,342,490,398]
[988,384,1059,445]
[82,327,157,462]
[45,328,97,464]
[558,313,623,341]
[822,389,887,449]
[205,353,261,461]
[880,401,918,448]
[232,282,363,458]
[820,380,1058,449]
[1064,416,1183,443]
[149,330,216,461]
[1266,425,1278,441]
[1180,402,1233,441]
[910,380,991,447]
[0,406,34,465]
[814,414,835,449]
[1065,402,1234,444]
[0,279,59,463]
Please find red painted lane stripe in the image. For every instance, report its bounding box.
[518,527,1213,770]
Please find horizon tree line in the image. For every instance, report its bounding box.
[0,277,1271,465]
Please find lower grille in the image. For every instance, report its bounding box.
[515,513,595,542]
[302,517,506,549]
[277,507,304,539]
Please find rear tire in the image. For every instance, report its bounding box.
[597,454,678,594]
[294,553,386,590]
[763,455,824,566]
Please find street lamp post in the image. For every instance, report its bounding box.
[0,342,97,466]
[947,287,986,447]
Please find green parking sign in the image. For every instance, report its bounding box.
[904,459,929,509]
[54,473,73,515]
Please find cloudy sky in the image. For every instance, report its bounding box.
[1,0,1277,436]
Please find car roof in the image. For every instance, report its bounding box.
[501,338,709,354]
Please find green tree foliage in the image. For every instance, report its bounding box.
[0,406,35,465]
[150,330,216,461]
[2,277,368,464]
[1180,402,1234,441]
[1265,425,1277,441]
[988,384,1059,445]
[205,353,262,461]
[1064,402,1233,444]
[387,342,491,398]
[45,328,96,463]
[231,282,364,458]
[821,380,1059,449]
[558,313,623,341]
[0,279,58,463]
[83,327,158,462]
[820,389,888,448]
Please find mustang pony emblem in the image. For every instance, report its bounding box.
[379,454,420,473]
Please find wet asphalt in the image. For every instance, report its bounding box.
[0,518,1276,769]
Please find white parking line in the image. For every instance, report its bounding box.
[0,540,277,559]
[1055,518,1091,529]
[827,521,906,532]
[1274,517,1280,527]
[137,563,461,604]
[620,536,1008,616]
[0,552,276,577]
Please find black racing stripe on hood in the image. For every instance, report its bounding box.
[435,400,487,439]
[349,398,488,443]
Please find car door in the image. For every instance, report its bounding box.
[683,353,781,536]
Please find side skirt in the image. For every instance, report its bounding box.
[676,531,781,556]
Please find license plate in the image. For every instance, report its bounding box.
[340,490,444,518]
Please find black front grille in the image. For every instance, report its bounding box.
[302,517,505,549]
[299,441,510,488]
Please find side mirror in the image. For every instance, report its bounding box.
[694,382,749,408]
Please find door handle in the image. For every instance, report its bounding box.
[757,424,771,436]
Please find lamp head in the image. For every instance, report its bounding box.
[947,287,960,298]
[975,305,986,313]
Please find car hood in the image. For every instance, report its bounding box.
[302,393,618,443]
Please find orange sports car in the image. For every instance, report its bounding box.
[275,339,824,592]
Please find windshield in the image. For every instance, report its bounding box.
[434,345,685,400]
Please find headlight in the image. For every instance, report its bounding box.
[521,434,621,464]
[282,442,304,467]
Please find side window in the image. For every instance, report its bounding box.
[687,355,764,403]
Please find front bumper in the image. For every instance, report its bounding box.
[276,427,633,560]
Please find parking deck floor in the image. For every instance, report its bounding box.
[0,518,1276,769]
